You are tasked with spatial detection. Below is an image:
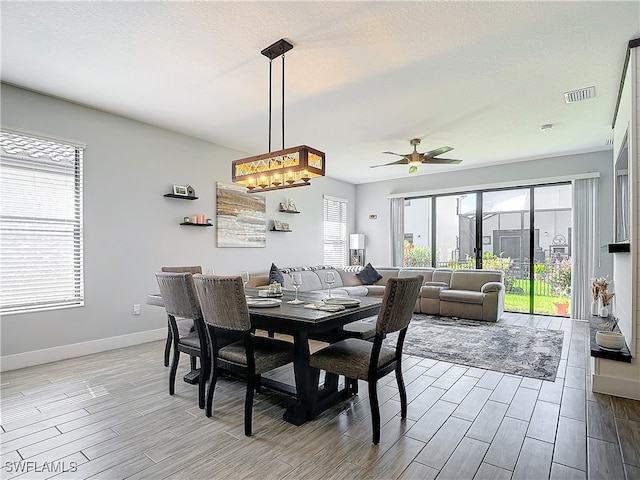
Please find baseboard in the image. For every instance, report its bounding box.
[0,328,166,372]
[592,374,640,400]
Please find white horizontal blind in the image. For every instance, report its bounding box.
[0,131,84,314]
[323,195,347,267]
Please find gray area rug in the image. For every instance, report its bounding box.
[379,314,564,381]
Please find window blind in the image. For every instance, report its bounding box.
[323,195,347,267]
[0,130,84,314]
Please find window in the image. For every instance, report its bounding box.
[323,195,347,267]
[0,130,84,314]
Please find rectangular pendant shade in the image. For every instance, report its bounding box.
[232,145,325,193]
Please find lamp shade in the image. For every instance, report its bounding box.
[350,234,365,250]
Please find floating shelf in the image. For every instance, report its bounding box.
[270,228,292,232]
[164,193,198,200]
[278,209,300,214]
[180,222,212,227]
[589,317,631,363]
[608,243,630,253]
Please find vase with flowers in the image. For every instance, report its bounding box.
[591,277,607,316]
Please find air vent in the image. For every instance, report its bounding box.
[564,86,595,104]
[605,138,614,146]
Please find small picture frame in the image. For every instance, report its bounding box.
[279,202,287,211]
[173,185,188,196]
[281,222,290,231]
[273,219,283,231]
[186,184,196,197]
[287,202,298,213]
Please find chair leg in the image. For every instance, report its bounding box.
[164,322,172,367]
[368,380,381,445]
[245,373,255,436]
[396,362,407,418]
[198,356,208,410]
[206,361,219,417]
[169,350,179,396]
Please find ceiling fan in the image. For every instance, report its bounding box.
[371,138,463,173]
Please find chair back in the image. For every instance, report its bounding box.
[155,272,201,319]
[193,275,251,332]
[161,266,203,274]
[376,276,423,335]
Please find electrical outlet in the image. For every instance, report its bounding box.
[133,304,141,315]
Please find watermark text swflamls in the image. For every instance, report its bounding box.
[3,460,78,474]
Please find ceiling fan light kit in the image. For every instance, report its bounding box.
[232,38,325,193]
[372,138,463,173]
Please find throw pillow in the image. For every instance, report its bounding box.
[356,263,383,285]
[268,263,285,285]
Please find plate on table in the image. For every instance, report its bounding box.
[247,298,282,308]
[324,297,361,307]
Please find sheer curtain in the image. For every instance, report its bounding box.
[571,177,599,320]
[389,197,404,267]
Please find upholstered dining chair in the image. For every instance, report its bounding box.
[160,266,203,367]
[155,271,209,409]
[309,275,423,444]
[193,275,294,437]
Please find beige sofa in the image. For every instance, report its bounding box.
[248,265,505,322]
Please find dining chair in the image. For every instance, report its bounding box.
[160,266,203,367]
[155,271,209,409]
[193,274,295,437]
[308,275,423,444]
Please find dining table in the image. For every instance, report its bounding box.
[147,288,382,425]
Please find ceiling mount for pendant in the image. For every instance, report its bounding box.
[232,38,325,193]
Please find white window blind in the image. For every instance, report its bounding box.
[0,130,84,314]
[323,195,347,267]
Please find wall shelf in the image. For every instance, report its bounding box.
[180,222,212,227]
[164,193,198,200]
[278,208,300,214]
[589,317,632,363]
[270,228,292,232]
[608,243,630,253]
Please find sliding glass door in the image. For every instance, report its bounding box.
[403,183,572,316]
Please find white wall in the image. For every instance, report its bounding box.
[355,151,614,281]
[0,84,355,368]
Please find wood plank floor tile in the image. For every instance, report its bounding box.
[437,436,489,480]
[505,386,539,421]
[414,416,471,469]
[560,386,586,421]
[483,416,529,471]
[489,375,522,404]
[405,400,457,443]
[527,400,560,444]
[398,461,439,480]
[538,377,565,405]
[553,416,586,471]
[440,375,478,404]
[466,400,509,443]
[451,386,492,422]
[616,418,640,467]
[473,462,512,480]
[564,365,586,390]
[549,462,586,480]
[405,386,446,422]
[365,435,425,479]
[625,463,640,480]
[512,437,554,480]
[587,398,618,443]
[475,370,504,390]
[587,437,626,480]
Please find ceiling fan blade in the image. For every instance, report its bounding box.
[370,158,410,168]
[424,146,454,158]
[382,151,408,157]
[423,158,463,164]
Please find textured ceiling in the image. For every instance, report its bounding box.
[1,1,639,184]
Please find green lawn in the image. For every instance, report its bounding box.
[504,293,571,316]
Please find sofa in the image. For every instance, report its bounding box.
[247,265,505,322]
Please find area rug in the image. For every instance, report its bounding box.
[379,314,564,381]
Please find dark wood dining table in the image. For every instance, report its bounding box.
[147,289,382,425]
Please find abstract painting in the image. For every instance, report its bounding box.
[216,182,266,247]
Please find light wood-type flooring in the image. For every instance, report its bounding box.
[1,313,639,480]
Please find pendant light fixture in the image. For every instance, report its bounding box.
[232,39,325,192]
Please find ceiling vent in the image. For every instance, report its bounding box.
[564,86,595,104]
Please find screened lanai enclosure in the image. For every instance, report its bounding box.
[403,183,572,316]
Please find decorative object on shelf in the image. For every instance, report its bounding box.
[216,182,266,247]
[278,199,299,213]
[173,185,188,196]
[273,219,283,231]
[591,276,614,318]
[231,38,325,193]
[281,222,290,231]
[349,233,366,266]
[186,184,196,197]
[595,331,625,351]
